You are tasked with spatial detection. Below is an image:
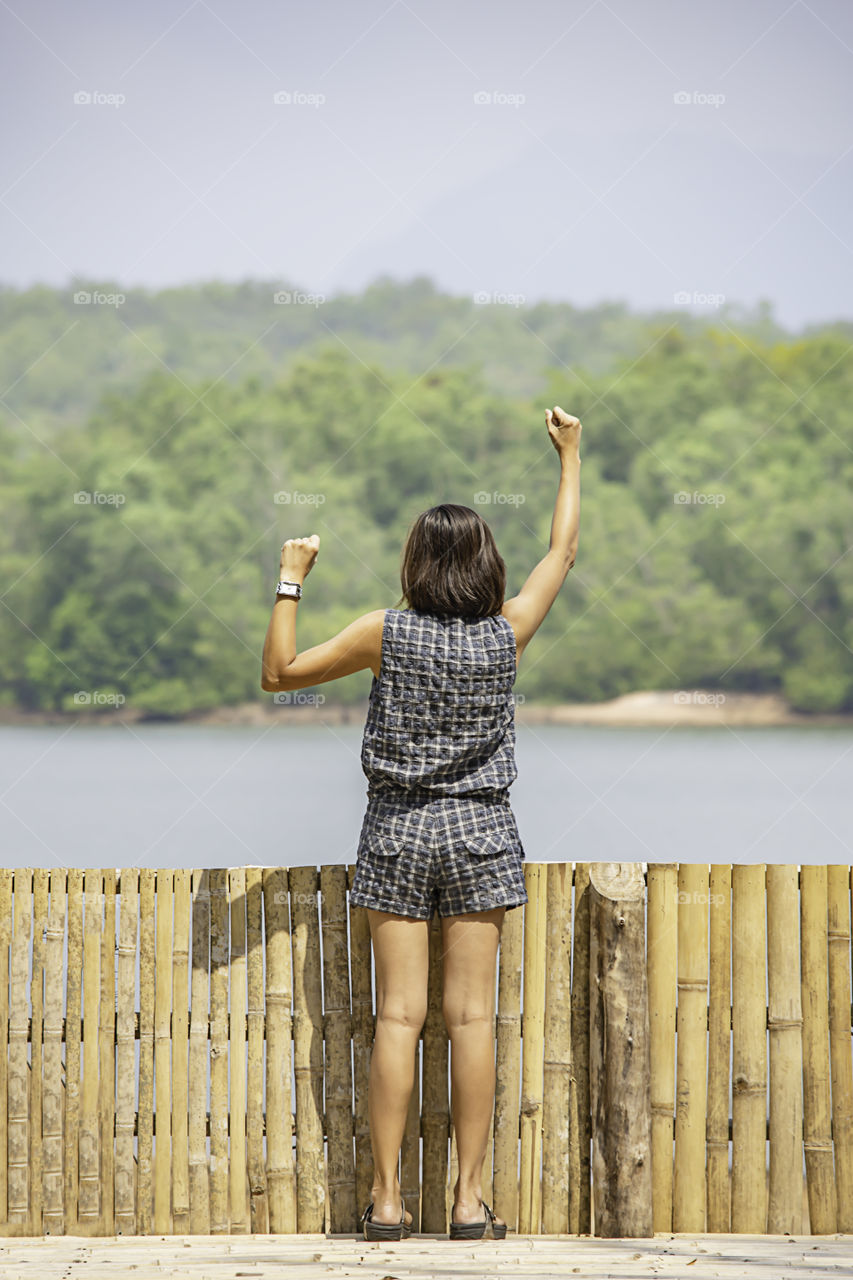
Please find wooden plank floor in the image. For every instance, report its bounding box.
[0,1233,851,1279]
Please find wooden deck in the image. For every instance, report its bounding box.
[0,1233,851,1279]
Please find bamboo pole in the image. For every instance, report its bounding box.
[78,870,102,1232]
[827,863,853,1232]
[800,865,836,1232]
[494,893,522,1233]
[673,863,709,1232]
[64,868,84,1233]
[98,869,116,1236]
[766,865,803,1234]
[137,868,155,1235]
[209,868,230,1233]
[320,865,356,1233]
[0,868,11,1232]
[7,870,32,1229]
[115,869,138,1235]
[589,863,652,1238]
[731,864,766,1234]
[571,863,591,1234]
[542,863,572,1234]
[172,868,191,1233]
[188,869,211,1235]
[347,869,373,1221]
[246,866,268,1234]
[647,863,677,1234]
[421,912,449,1233]
[153,870,173,1234]
[706,866,731,1234]
[43,870,67,1235]
[289,866,325,1233]
[401,1034,421,1234]
[229,867,249,1233]
[30,868,48,1235]
[262,867,296,1233]
[519,862,547,1235]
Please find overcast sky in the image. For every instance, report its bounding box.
[1,0,851,328]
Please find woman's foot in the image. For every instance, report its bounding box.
[451,1192,505,1230]
[369,1185,413,1229]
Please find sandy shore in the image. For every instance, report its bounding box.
[1,690,850,729]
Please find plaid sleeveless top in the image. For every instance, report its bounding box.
[360,607,519,800]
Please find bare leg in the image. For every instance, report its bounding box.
[366,908,429,1226]
[440,906,506,1228]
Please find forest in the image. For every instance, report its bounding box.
[1,276,851,716]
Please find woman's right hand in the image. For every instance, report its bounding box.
[546,405,582,458]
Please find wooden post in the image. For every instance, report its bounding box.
[208,868,230,1233]
[346,871,374,1222]
[228,867,249,1233]
[519,863,547,1235]
[78,869,102,1233]
[571,863,592,1234]
[188,870,211,1235]
[542,863,572,1234]
[289,866,325,1233]
[706,865,731,1233]
[246,867,269,1234]
[493,896,522,1232]
[589,863,652,1238]
[800,866,837,1232]
[43,870,68,1235]
[31,868,48,1236]
[262,867,296,1234]
[647,863,677,1234]
[731,864,766,1234]
[136,869,155,1234]
[320,865,356,1233]
[827,864,853,1232]
[673,864,709,1232]
[766,865,803,1234]
[171,869,190,1234]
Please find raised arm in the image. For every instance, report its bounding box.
[501,406,582,663]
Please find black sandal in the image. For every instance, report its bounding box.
[449,1199,507,1240]
[360,1196,411,1241]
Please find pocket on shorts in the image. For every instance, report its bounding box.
[358,804,424,859]
[459,805,522,859]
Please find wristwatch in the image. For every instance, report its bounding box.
[276,579,303,600]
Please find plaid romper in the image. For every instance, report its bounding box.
[349,606,528,919]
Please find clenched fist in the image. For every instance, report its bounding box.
[280,534,320,580]
[545,405,582,458]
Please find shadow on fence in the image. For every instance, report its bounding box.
[0,862,850,1237]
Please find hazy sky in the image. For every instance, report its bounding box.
[1,0,851,327]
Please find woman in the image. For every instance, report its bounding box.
[261,406,582,1241]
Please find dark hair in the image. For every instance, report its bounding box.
[395,504,506,619]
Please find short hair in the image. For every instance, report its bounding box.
[395,503,506,618]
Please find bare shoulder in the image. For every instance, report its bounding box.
[499,602,524,664]
[361,608,388,679]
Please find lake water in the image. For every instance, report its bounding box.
[1,722,851,867]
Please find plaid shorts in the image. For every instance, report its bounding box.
[349,790,528,919]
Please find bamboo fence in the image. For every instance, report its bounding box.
[0,864,849,1238]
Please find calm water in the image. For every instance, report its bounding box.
[1,722,851,867]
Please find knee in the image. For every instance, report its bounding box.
[376,995,428,1035]
[441,995,492,1035]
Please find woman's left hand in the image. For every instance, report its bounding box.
[280,534,320,580]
